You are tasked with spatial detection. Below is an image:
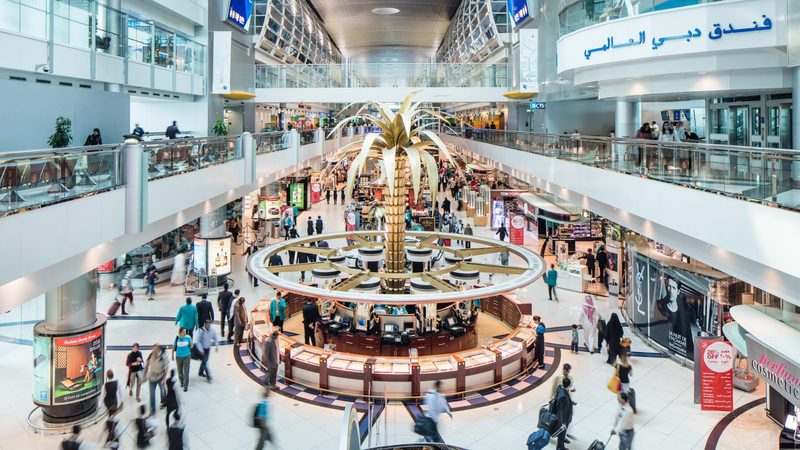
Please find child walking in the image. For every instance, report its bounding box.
[570,324,579,353]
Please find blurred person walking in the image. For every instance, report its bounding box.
[171,328,192,392]
[126,343,145,402]
[195,321,219,382]
[234,297,249,344]
[262,329,280,388]
[175,297,199,337]
[422,380,452,443]
[253,389,274,450]
[144,343,169,414]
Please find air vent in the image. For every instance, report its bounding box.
[36,79,51,84]
[141,91,149,95]
[128,90,137,94]
[153,92,160,96]
[173,95,179,98]
[9,76,26,81]
[79,84,91,89]
[59,82,73,87]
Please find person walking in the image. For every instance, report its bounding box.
[166,121,180,140]
[422,380,452,443]
[326,188,331,204]
[615,354,636,413]
[234,297,249,344]
[442,197,451,214]
[103,369,122,416]
[175,297,199,337]
[126,343,145,402]
[301,297,320,346]
[269,291,286,329]
[533,315,546,369]
[144,343,169,414]
[171,328,192,392]
[262,329,280,388]
[571,325,579,353]
[580,249,596,281]
[163,369,180,428]
[463,223,473,249]
[282,213,293,239]
[496,224,508,241]
[167,412,190,450]
[611,391,635,450]
[545,264,559,301]
[254,389,274,450]
[119,270,134,315]
[135,404,157,448]
[315,215,324,234]
[551,378,574,450]
[596,245,609,286]
[218,284,235,340]
[605,313,624,365]
[196,294,214,330]
[340,187,345,203]
[60,425,86,450]
[578,296,601,353]
[333,188,338,204]
[144,266,158,300]
[84,128,102,146]
[195,321,219,382]
[306,216,314,236]
[550,363,573,397]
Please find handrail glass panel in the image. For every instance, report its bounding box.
[450,127,800,212]
[254,132,290,154]
[144,136,240,180]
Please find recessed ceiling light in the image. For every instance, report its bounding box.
[372,7,400,15]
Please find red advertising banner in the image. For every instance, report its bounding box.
[310,182,322,203]
[699,340,734,411]
[55,328,104,347]
[509,213,525,245]
[345,211,358,232]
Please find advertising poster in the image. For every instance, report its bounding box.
[311,182,322,204]
[346,211,358,232]
[97,260,116,273]
[52,327,104,405]
[260,196,282,221]
[192,238,208,273]
[289,182,306,210]
[207,236,232,276]
[491,200,505,229]
[699,340,734,411]
[32,335,51,404]
[509,213,525,245]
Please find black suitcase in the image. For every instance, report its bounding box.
[587,439,606,450]
[628,387,637,413]
[537,406,560,435]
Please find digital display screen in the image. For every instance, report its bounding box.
[193,238,207,273]
[33,335,51,404]
[52,327,104,405]
[289,182,305,209]
[207,236,232,276]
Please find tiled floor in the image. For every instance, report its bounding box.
[0,193,780,449]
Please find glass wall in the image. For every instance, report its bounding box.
[95,2,123,56]
[153,26,174,69]
[0,0,48,40]
[127,19,151,64]
[53,0,91,49]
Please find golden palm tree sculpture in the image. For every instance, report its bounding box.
[326,92,456,293]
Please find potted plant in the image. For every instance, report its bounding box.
[48,116,72,148]
[212,117,229,136]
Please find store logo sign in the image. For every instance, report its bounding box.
[747,335,800,405]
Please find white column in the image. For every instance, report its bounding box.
[615,100,640,138]
[200,207,227,238]
[242,131,254,184]
[123,138,146,234]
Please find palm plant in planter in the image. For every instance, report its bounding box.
[48,116,72,148]
[326,92,456,293]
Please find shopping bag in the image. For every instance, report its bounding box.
[413,416,435,436]
[537,407,560,435]
[607,374,621,394]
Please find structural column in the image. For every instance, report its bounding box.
[792,67,800,187]
[34,271,105,423]
[614,100,641,167]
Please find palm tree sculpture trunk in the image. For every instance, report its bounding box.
[384,157,407,293]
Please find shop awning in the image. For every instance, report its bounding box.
[518,193,583,224]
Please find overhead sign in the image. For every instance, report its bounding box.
[518,28,539,93]
[699,340,734,411]
[747,335,800,407]
[227,0,254,30]
[528,101,546,111]
[557,0,784,72]
[507,0,530,27]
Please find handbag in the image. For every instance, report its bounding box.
[413,416,435,436]
[607,374,621,394]
[190,345,202,361]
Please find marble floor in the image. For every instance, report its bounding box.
[0,192,780,449]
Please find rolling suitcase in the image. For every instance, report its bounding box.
[587,436,610,450]
[107,300,121,317]
[628,387,637,413]
[526,429,550,450]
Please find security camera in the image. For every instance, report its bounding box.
[35,64,50,73]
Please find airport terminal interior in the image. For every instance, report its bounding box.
[2,0,800,449]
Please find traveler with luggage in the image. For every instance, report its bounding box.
[551,378,574,450]
[615,354,636,413]
[610,391,635,450]
[422,380,452,443]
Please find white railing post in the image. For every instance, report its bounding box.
[242,132,254,185]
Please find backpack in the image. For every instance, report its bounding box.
[61,436,81,450]
[167,426,185,450]
[136,417,153,447]
[252,401,267,428]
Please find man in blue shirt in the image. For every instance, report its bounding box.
[545,264,559,302]
[195,321,219,382]
[175,297,199,337]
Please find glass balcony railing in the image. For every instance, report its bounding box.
[0,145,122,216]
[299,129,318,145]
[255,131,290,154]
[559,0,726,36]
[0,132,291,217]
[323,128,336,141]
[255,63,509,89]
[450,128,800,212]
[143,136,240,180]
